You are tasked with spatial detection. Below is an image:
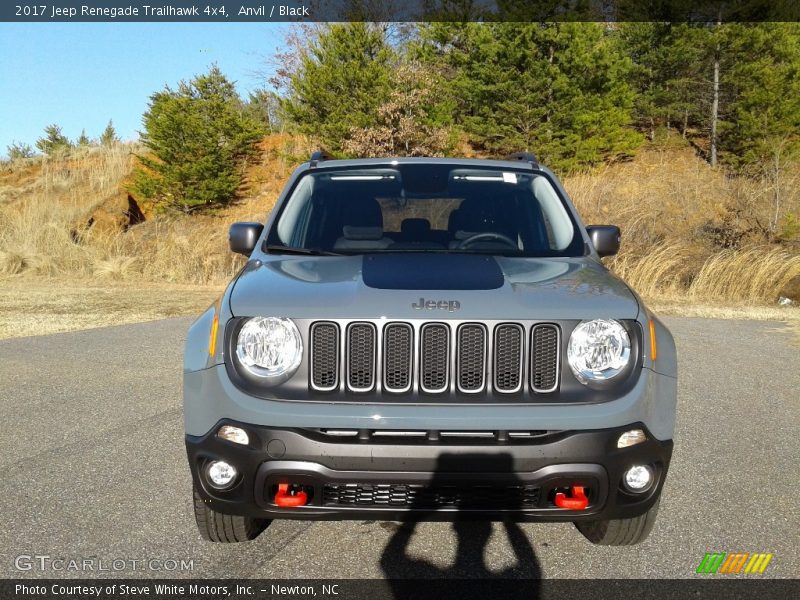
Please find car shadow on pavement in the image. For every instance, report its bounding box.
[379,452,542,591]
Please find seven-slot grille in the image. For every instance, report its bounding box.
[310,321,561,395]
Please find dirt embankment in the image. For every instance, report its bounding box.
[0,134,798,339]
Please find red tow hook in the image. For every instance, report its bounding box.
[274,483,308,508]
[554,485,589,510]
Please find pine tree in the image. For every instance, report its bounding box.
[720,24,800,169]
[132,66,264,213]
[245,89,284,133]
[281,23,395,152]
[623,22,800,174]
[35,124,71,155]
[721,23,800,231]
[77,129,91,146]
[618,23,701,140]
[417,23,642,171]
[100,120,119,146]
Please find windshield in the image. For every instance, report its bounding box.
[266,164,584,257]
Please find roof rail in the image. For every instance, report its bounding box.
[505,152,539,167]
[309,149,334,168]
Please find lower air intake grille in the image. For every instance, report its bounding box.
[384,323,412,392]
[420,324,449,393]
[531,324,559,393]
[494,324,523,392]
[347,323,376,391]
[323,482,541,508]
[310,323,339,391]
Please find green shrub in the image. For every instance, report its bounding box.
[132,66,264,213]
[35,124,72,156]
[6,141,36,160]
[100,120,119,146]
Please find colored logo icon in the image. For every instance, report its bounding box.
[696,552,773,574]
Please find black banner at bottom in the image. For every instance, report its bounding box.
[2,579,799,600]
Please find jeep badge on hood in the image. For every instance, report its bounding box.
[412,298,462,312]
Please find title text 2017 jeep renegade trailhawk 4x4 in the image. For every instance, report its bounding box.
[184,152,677,546]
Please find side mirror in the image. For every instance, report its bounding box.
[229,222,264,256]
[586,225,621,257]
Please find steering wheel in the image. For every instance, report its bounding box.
[456,232,518,250]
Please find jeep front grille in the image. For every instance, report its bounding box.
[383,323,413,392]
[531,324,560,393]
[310,320,561,395]
[346,323,376,391]
[310,322,339,391]
[457,324,486,393]
[420,323,449,393]
[494,324,523,393]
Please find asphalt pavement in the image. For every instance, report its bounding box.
[0,317,798,579]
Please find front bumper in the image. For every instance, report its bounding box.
[187,422,672,522]
[184,364,678,440]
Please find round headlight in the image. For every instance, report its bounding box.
[236,317,302,379]
[567,319,631,384]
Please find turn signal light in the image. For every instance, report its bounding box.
[649,319,657,362]
[217,425,249,445]
[208,312,219,356]
[617,429,647,448]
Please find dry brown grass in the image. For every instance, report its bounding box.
[564,144,800,254]
[0,136,313,283]
[0,279,223,340]
[610,245,800,303]
[0,144,137,277]
[1,135,798,312]
[563,143,800,306]
[0,143,133,207]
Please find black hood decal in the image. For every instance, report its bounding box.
[362,253,504,290]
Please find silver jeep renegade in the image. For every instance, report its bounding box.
[184,152,677,546]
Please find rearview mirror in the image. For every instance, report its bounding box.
[229,222,264,256]
[586,225,621,257]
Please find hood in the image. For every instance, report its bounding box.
[229,254,639,321]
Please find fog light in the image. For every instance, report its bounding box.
[217,425,249,445]
[623,465,654,493]
[206,460,237,489]
[617,429,647,448]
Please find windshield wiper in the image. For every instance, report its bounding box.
[264,244,343,256]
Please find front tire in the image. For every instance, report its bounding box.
[575,498,660,546]
[193,486,270,543]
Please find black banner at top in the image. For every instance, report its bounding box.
[3,0,800,23]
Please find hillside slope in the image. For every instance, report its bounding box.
[1,135,798,304]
